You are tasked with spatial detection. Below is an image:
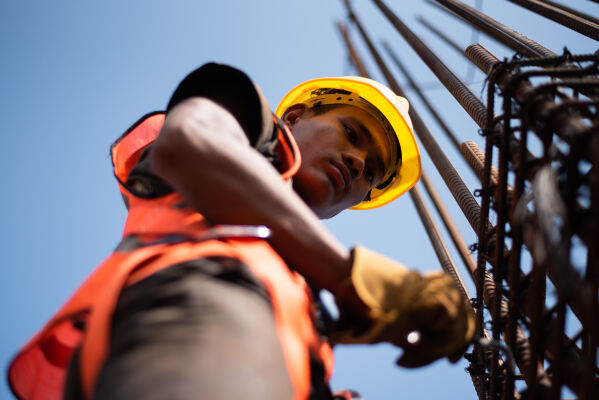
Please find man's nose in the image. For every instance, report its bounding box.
[343,152,365,179]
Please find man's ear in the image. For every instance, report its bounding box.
[282,103,308,126]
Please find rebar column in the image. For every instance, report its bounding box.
[341,5,553,395]
[465,43,593,155]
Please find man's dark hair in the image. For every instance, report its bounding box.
[308,103,344,116]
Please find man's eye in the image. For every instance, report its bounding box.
[344,125,358,144]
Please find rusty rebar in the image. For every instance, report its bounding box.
[582,140,599,400]
[421,171,552,396]
[460,141,515,202]
[430,0,557,58]
[336,21,371,78]
[409,185,473,302]
[506,0,599,41]
[466,43,502,74]
[496,80,515,399]
[540,0,599,26]
[467,44,597,328]
[345,1,487,234]
[341,5,555,393]
[420,171,477,278]
[466,43,594,150]
[461,137,588,395]
[379,2,538,179]
[381,41,463,153]
[343,3,597,397]
[371,0,489,128]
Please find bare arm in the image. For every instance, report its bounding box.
[149,97,368,316]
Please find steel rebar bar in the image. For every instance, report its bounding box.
[410,185,473,303]
[342,4,554,393]
[336,21,371,78]
[465,43,593,150]
[345,2,487,235]
[381,41,463,153]
[430,0,557,58]
[420,171,478,278]
[460,141,515,202]
[540,0,599,26]
[372,0,489,128]
[506,0,599,41]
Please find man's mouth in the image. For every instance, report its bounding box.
[328,160,350,193]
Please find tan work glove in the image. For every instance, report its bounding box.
[331,246,475,368]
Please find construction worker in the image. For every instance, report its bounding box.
[8,63,474,400]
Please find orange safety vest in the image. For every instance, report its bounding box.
[8,112,334,400]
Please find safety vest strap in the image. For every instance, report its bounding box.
[110,111,165,188]
[9,111,329,400]
[7,244,169,400]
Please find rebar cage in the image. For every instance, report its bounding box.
[339,1,599,399]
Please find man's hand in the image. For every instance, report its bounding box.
[331,246,475,368]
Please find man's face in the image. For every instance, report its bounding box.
[285,104,393,219]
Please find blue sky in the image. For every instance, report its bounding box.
[1,1,597,399]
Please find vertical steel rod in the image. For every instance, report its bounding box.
[429,0,557,57]
[336,21,371,78]
[345,1,488,235]
[409,185,473,303]
[506,0,599,40]
[341,5,553,394]
[420,171,478,278]
[540,0,599,26]
[381,41,463,153]
[372,0,489,128]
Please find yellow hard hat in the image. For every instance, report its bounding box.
[276,76,421,210]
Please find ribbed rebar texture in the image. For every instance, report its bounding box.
[540,0,599,25]
[420,171,477,277]
[381,41,463,153]
[340,1,598,398]
[372,0,489,128]
[432,0,557,58]
[346,1,487,234]
[507,0,599,41]
[409,185,473,303]
[460,141,515,201]
[465,44,500,74]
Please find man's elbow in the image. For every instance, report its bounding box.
[148,114,191,181]
[149,97,249,184]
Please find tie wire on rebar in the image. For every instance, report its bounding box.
[337,0,599,398]
[340,2,552,398]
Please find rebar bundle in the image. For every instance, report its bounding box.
[339,1,599,399]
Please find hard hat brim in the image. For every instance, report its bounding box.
[276,77,421,210]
